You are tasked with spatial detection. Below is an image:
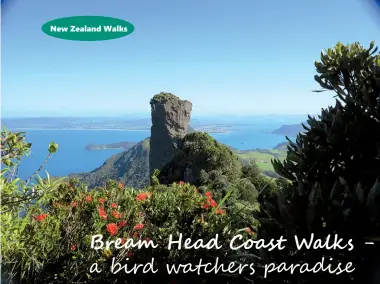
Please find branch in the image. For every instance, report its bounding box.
[25,153,51,186]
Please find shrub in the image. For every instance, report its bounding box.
[18,180,260,283]
[158,132,242,186]
[258,41,380,283]
[1,131,260,283]
[1,128,60,283]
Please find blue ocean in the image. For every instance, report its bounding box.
[11,125,289,180]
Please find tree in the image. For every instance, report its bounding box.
[258,41,380,283]
[158,132,242,187]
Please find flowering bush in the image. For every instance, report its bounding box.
[27,180,258,283]
[1,129,61,282]
[1,131,260,283]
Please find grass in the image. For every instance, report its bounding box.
[236,149,287,172]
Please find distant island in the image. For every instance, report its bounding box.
[85,141,138,151]
[271,123,305,136]
[192,126,230,133]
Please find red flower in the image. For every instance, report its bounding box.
[85,195,92,203]
[245,227,255,235]
[201,194,218,209]
[136,193,147,201]
[111,203,117,208]
[118,220,127,227]
[201,203,210,209]
[134,223,144,230]
[98,207,107,220]
[99,198,105,204]
[106,223,119,236]
[121,238,126,244]
[71,244,76,251]
[35,213,47,221]
[215,209,226,215]
[209,199,217,208]
[72,201,77,208]
[179,181,185,185]
[112,211,121,219]
[117,183,124,189]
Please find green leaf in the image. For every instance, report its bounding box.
[3,159,12,166]
[370,40,375,50]
[375,56,380,67]
[309,182,321,206]
[355,182,365,204]
[209,186,234,218]
[366,178,380,212]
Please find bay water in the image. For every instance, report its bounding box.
[11,126,289,180]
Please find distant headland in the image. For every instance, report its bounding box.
[84,141,138,151]
[271,123,305,136]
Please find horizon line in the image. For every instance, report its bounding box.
[1,113,314,119]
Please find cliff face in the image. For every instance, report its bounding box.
[149,92,192,177]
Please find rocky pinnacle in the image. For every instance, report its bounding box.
[149,92,192,178]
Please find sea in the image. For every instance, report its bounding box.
[8,123,291,180]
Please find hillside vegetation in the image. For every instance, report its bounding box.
[74,136,287,188]
[158,132,242,186]
[71,138,150,189]
[236,147,287,172]
[72,126,197,189]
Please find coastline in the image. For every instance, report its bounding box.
[85,147,127,151]
[12,128,151,131]
[12,128,230,134]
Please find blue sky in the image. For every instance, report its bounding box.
[1,0,379,117]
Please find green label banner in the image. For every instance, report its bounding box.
[41,16,135,41]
